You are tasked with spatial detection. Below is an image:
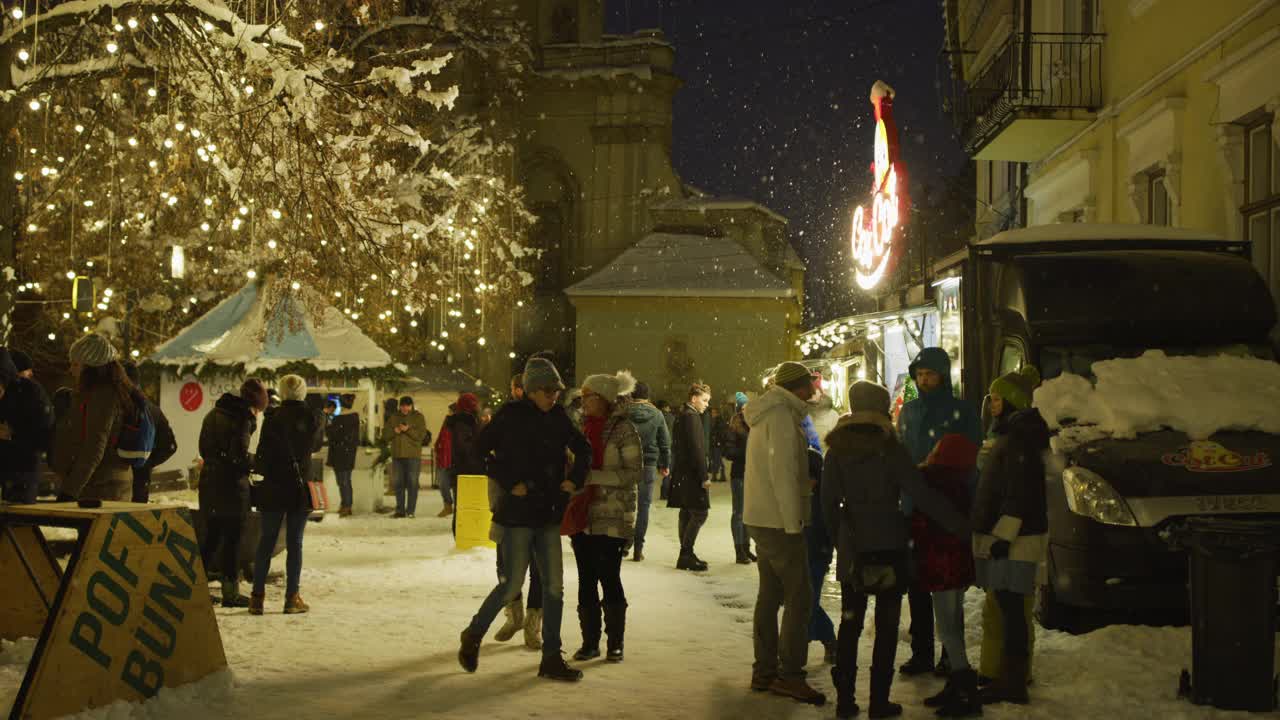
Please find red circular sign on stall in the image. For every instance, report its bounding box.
[179,382,204,412]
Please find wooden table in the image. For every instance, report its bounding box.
[1,502,227,720]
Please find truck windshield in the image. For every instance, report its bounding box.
[1041,343,1275,381]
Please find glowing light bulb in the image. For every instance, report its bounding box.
[202,21,213,31]
[127,18,138,29]
[509,352,517,359]
[200,222,210,232]
[13,172,22,181]
[239,206,248,215]
[246,269,257,279]
[28,99,40,111]
[65,271,75,280]
[267,240,277,249]
[127,137,138,147]
[441,331,449,339]
[147,88,157,97]
[131,350,140,358]
[175,122,185,131]
[314,20,325,31]
[203,197,213,206]
[48,333,56,341]
[270,209,281,220]
[244,85,255,96]
[163,139,174,149]
[291,282,301,291]
[11,8,23,19]
[478,337,487,346]
[106,42,118,54]
[17,49,29,62]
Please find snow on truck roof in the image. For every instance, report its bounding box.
[976,224,1232,247]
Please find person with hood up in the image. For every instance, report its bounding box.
[51,333,136,502]
[972,365,1049,706]
[914,434,982,717]
[624,381,670,562]
[896,347,983,677]
[250,375,325,615]
[570,371,641,663]
[0,348,54,504]
[723,391,755,564]
[197,378,269,607]
[823,381,971,719]
[742,362,825,706]
[459,357,592,683]
[668,383,712,571]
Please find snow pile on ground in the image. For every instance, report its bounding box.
[1036,350,1280,440]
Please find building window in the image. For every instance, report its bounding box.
[550,3,577,44]
[1243,116,1280,293]
[1148,170,1171,226]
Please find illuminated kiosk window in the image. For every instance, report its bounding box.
[851,80,903,291]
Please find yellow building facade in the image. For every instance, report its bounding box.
[947,0,1280,302]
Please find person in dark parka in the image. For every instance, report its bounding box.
[250,374,324,615]
[198,378,269,607]
[667,383,712,571]
[324,397,360,516]
[0,348,54,504]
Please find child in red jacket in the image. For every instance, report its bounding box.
[911,433,980,717]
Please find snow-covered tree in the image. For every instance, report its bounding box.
[2,0,535,365]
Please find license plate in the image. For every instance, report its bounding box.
[1192,495,1275,513]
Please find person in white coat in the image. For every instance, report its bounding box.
[743,361,825,706]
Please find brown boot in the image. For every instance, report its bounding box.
[248,592,265,616]
[769,678,827,706]
[339,506,352,517]
[284,593,310,614]
[437,504,454,518]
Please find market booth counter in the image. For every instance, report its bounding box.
[0,502,226,720]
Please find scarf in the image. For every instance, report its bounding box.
[583,414,607,470]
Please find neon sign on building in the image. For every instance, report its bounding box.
[851,81,903,290]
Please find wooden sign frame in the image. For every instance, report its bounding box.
[1,502,228,720]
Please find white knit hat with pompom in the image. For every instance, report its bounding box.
[581,370,637,404]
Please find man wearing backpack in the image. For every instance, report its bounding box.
[0,348,54,504]
[124,362,178,503]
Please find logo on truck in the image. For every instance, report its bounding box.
[851,80,903,291]
[1161,440,1272,473]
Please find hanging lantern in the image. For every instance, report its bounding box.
[170,245,186,279]
[72,276,95,311]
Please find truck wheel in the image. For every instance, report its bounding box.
[1035,582,1081,633]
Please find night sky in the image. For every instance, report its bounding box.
[603,0,969,322]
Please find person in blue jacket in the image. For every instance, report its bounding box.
[802,415,837,665]
[894,347,983,677]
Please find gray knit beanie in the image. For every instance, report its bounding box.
[848,380,891,417]
[523,357,565,394]
[68,333,118,368]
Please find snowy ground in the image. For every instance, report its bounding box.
[1,484,1270,719]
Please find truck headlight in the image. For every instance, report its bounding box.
[1062,466,1137,527]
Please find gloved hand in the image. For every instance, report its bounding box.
[990,540,1011,559]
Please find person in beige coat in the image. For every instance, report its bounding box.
[52,333,133,502]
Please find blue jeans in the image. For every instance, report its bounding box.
[392,458,421,514]
[634,465,656,550]
[1,471,40,504]
[253,509,308,596]
[933,588,971,671]
[729,476,747,546]
[438,467,456,507]
[806,535,836,644]
[334,469,354,509]
[469,524,565,660]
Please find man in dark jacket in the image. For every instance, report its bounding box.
[199,378,268,607]
[324,398,360,516]
[459,357,591,683]
[123,362,177,503]
[724,397,754,564]
[895,347,983,677]
[0,348,54,503]
[624,381,670,561]
[668,383,711,571]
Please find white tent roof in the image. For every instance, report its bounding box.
[149,278,393,371]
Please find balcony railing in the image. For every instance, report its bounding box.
[952,32,1104,155]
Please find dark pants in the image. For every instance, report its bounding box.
[749,526,813,680]
[729,476,747,546]
[678,508,708,553]
[806,536,836,644]
[709,448,724,480]
[634,466,656,551]
[1,471,40,504]
[392,458,420,514]
[254,509,308,596]
[334,469,354,509]
[496,537,543,610]
[131,466,152,504]
[908,586,935,661]
[571,533,627,611]
[836,585,904,702]
[201,514,245,600]
[995,589,1030,669]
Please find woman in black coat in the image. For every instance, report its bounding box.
[250,375,324,615]
[198,379,268,607]
[667,384,711,571]
[324,397,360,516]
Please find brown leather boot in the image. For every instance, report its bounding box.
[284,593,310,614]
[248,592,265,616]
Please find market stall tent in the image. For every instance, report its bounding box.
[146,278,397,478]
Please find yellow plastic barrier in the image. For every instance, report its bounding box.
[455,474,496,550]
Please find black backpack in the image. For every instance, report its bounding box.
[145,403,178,468]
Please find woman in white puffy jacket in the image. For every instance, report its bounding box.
[570,371,643,664]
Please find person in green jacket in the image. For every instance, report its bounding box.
[383,395,427,518]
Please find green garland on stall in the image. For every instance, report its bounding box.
[138,360,409,391]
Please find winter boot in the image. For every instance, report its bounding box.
[523,608,544,650]
[537,654,583,682]
[899,652,935,676]
[604,603,627,662]
[494,599,525,642]
[283,593,310,614]
[768,677,827,706]
[937,669,983,717]
[573,606,602,661]
[745,542,757,562]
[458,628,482,672]
[869,664,903,718]
[248,592,265,616]
[924,676,956,707]
[436,504,454,518]
[934,649,951,677]
[677,550,707,571]
[832,665,860,719]
[979,653,1029,705]
[735,544,751,564]
[338,506,352,517]
[691,552,710,569]
[221,594,251,609]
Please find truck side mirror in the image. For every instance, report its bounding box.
[980,393,993,432]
